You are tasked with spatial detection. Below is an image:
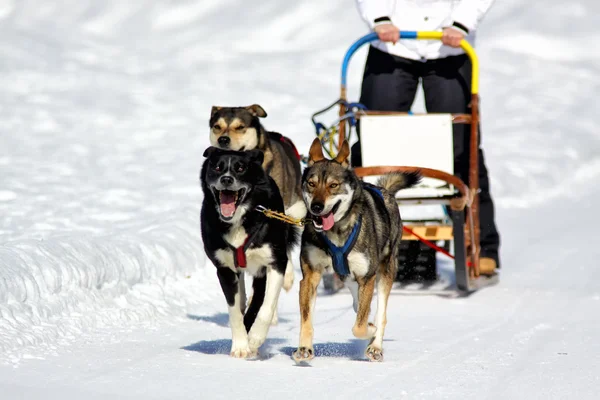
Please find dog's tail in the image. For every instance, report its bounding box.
[376,171,422,195]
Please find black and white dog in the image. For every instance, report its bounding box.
[200,146,298,358]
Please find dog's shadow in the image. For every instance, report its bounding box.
[181,339,232,355]
[186,312,230,327]
[279,340,369,362]
[186,312,291,327]
[184,312,391,361]
[182,337,288,360]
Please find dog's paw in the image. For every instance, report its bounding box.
[365,345,383,362]
[352,322,377,339]
[292,347,315,364]
[230,346,254,359]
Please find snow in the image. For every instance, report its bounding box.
[1,0,599,399]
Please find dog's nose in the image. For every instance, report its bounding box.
[220,176,234,187]
[310,202,324,214]
[218,136,230,147]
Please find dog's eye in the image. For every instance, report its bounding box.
[213,164,221,172]
[329,183,339,189]
[236,163,246,172]
[307,181,316,188]
[212,124,220,130]
[236,125,245,131]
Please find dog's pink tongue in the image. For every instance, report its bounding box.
[322,212,335,231]
[220,192,236,217]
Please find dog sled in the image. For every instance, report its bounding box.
[309,31,499,295]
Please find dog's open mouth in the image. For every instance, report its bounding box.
[215,189,246,220]
[311,201,340,232]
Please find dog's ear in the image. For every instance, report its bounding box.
[210,106,222,119]
[245,104,267,118]
[334,140,350,167]
[308,138,325,166]
[203,146,220,158]
[248,149,265,166]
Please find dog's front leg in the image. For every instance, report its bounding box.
[292,256,322,364]
[352,274,377,340]
[216,267,252,359]
[365,261,395,362]
[239,272,247,314]
[247,266,284,353]
[283,256,295,292]
[272,254,295,326]
[282,203,305,292]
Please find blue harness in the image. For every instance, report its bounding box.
[364,184,384,201]
[318,215,362,277]
[318,184,385,277]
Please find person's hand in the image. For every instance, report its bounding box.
[441,27,465,48]
[374,23,400,44]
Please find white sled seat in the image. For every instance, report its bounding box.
[358,114,456,201]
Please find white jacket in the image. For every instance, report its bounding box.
[355,0,495,60]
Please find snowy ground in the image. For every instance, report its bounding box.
[1,0,599,399]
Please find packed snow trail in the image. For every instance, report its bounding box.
[1,0,599,399]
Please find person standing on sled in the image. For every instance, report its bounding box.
[350,0,501,277]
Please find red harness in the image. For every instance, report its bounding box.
[280,136,301,161]
[234,237,251,268]
[228,223,265,269]
[269,132,301,161]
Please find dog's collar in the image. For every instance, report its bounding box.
[318,215,362,277]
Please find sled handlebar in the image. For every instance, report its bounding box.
[340,31,479,95]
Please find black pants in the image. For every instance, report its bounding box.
[352,46,500,266]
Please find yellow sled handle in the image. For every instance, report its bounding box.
[341,31,479,96]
